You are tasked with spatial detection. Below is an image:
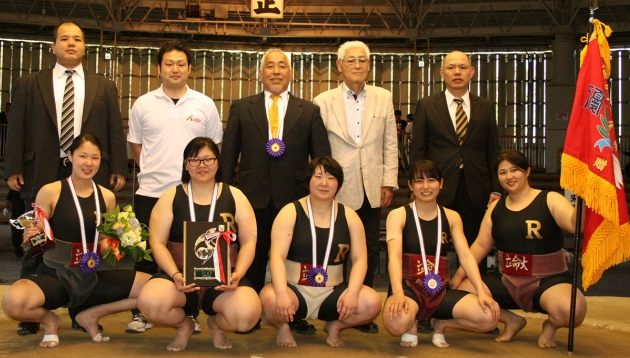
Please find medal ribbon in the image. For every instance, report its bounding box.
[306,196,336,273]
[67,177,101,271]
[187,181,218,223]
[33,204,55,242]
[411,202,442,278]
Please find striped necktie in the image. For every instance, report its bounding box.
[454,98,467,144]
[269,95,280,138]
[60,69,76,152]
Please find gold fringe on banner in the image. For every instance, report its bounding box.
[561,154,621,224]
[581,220,630,290]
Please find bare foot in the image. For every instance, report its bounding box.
[207,315,232,349]
[430,318,449,348]
[325,321,345,348]
[40,313,62,348]
[400,323,419,347]
[276,323,297,348]
[167,317,195,351]
[496,315,527,342]
[538,319,558,348]
[76,310,108,341]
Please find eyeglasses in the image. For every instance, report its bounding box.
[186,157,217,167]
[342,57,369,66]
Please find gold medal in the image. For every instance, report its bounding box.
[427,278,438,289]
[315,273,325,284]
[87,258,96,268]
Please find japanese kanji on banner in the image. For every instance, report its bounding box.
[560,20,630,290]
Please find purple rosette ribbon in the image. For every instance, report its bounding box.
[266,138,285,157]
[423,272,442,295]
[79,251,100,273]
[306,267,328,287]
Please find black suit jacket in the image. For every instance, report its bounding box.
[220,93,331,210]
[5,68,128,199]
[409,91,501,208]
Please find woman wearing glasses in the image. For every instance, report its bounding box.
[137,137,260,351]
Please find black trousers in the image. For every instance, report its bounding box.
[354,193,381,288]
[132,194,160,275]
[245,202,280,294]
[447,172,486,247]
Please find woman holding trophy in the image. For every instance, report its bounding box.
[136,137,260,351]
[2,134,152,348]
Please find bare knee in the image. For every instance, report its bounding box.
[138,289,171,320]
[2,281,39,318]
[259,287,277,320]
[478,313,498,332]
[360,288,383,319]
[384,316,414,336]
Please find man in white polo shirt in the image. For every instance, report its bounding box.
[127,40,223,333]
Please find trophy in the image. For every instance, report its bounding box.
[10,205,56,256]
[183,222,236,286]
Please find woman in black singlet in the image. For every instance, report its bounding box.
[450,149,587,348]
[136,137,259,351]
[382,160,499,348]
[260,156,382,348]
[2,134,152,348]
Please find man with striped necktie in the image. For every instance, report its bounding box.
[409,51,501,247]
[5,20,127,336]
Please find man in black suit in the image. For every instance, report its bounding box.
[4,21,127,335]
[410,51,501,245]
[220,48,331,333]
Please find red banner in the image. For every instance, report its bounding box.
[560,21,630,290]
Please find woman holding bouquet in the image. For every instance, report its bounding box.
[382,160,499,348]
[259,156,382,348]
[2,134,152,348]
[137,137,260,351]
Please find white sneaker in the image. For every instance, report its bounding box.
[189,316,201,334]
[126,313,153,333]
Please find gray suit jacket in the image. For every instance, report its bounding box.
[220,92,331,210]
[409,91,501,208]
[5,68,128,199]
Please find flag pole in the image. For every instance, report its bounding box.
[567,3,597,354]
[567,197,584,354]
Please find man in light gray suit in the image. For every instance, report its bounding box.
[314,40,398,334]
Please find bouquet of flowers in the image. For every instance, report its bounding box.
[97,205,153,266]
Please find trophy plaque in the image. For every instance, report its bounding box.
[183,221,235,287]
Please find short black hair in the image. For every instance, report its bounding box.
[395,110,402,116]
[68,133,102,155]
[303,156,344,195]
[181,137,222,183]
[494,149,530,174]
[408,160,443,182]
[406,113,413,121]
[157,40,193,67]
[53,21,85,41]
